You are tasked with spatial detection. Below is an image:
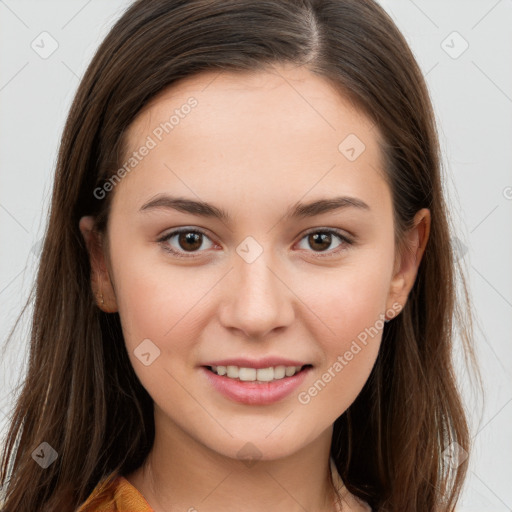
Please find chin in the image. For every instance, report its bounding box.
[200,427,318,464]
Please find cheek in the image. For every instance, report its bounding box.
[110,252,208,409]
[109,241,215,361]
[293,254,392,414]
[295,301,384,425]
[300,250,393,345]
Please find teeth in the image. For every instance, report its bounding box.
[285,366,296,377]
[239,367,256,381]
[210,364,304,382]
[226,365,239,378]
[256,367,274,382]
[273,366,286,379]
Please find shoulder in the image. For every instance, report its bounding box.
[76,474,153,512]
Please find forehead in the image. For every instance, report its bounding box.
[114,64,389,217]
[127,64,377,147]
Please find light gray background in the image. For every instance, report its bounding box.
[1,1,511,510]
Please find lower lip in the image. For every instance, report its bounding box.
[201,366,312,405]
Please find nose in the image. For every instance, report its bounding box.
[218,252,295,340]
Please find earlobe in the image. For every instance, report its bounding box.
[386,208,431,314]
[79,216,118,313]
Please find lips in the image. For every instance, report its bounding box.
[200,360,313,405]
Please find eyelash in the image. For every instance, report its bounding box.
[157,227,354,259]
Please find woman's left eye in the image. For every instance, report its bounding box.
[157,227,353,259]
[296,229,353,257]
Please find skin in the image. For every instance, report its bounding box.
[80,63,430,512]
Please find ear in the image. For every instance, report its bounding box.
[79,216,118,313]
[385,208,430,317]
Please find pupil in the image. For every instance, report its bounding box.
[310,233,330,251]
[180,232,201,251]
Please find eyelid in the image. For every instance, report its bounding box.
[301,226,354,242]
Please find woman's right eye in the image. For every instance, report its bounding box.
[157,228,215,258]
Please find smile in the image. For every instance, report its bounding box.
[202,364,313,405]
[208,364,309,382]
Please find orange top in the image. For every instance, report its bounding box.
[76,475,153,512]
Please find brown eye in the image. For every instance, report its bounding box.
[177,232,203,252]
[297,229,353,256]
[308,232,333,251]
[158,228,215,258]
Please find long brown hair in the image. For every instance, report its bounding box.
[0,0,481,510]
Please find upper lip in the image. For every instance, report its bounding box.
[201,357,310,369]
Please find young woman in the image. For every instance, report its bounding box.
[0,0,480,510]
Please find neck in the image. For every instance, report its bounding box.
[126,408,340,512]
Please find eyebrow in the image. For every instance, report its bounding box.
[139,194,370,221]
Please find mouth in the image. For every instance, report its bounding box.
[201,363,313,405]
[204,364,313,383]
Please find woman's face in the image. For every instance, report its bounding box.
[82,64,427,461]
